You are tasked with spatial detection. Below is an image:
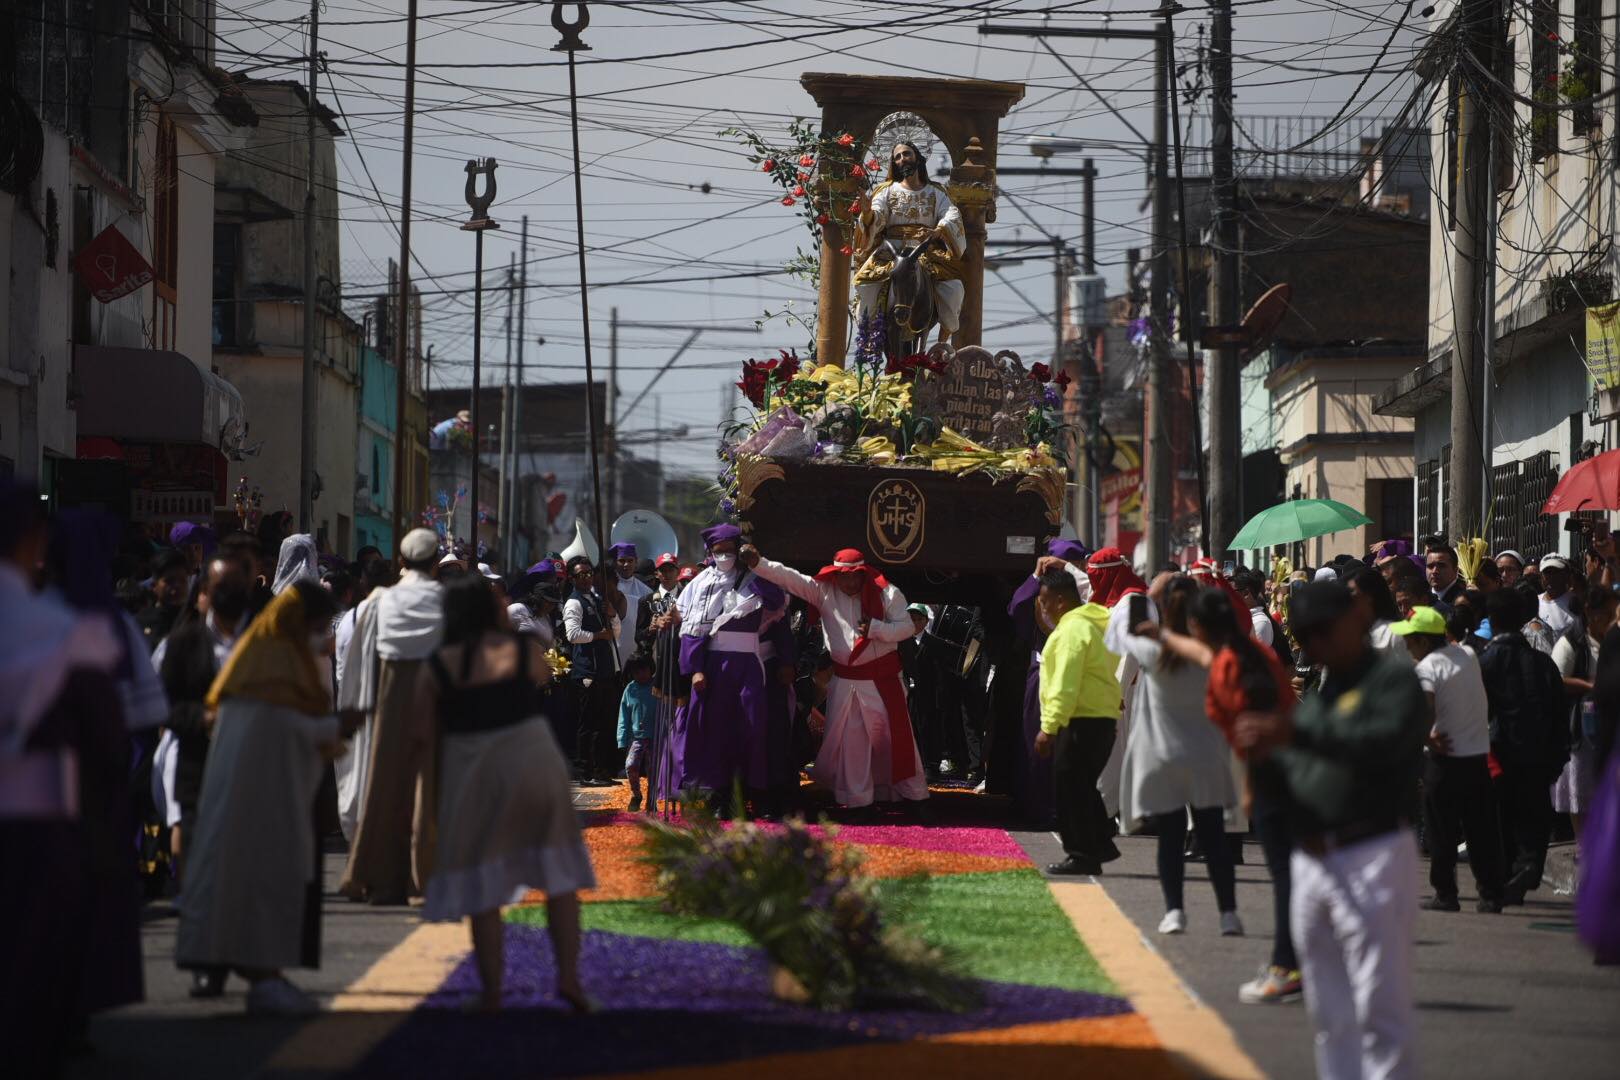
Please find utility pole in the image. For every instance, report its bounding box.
[1448,0,1491,541]
[508,216,529,569]
[390,0,419,555]
[607,307,618,525]
[1147,21,1174,571]
[981,16,1173,569]
[298,0,320,533]
[1079,158,1104,546]
[498,255,514,560]
[1207,0,1242,558]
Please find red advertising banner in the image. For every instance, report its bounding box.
[72,224,154,303]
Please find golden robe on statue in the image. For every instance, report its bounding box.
[853,180,967,334]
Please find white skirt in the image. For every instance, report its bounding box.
[423,717,596,922]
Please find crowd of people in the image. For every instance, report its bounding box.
[5,473,1618,1079]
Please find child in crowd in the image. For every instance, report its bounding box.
[617,656,657,811]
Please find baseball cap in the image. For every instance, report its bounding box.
[677,566,697,582]
[1540,555,1570,571]
[399,528,439,563]
[1390,606,1446,637]
[655,552,678,569]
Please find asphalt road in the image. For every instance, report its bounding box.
[1018,826,1620,1080]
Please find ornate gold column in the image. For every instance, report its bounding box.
[946,136,996,349]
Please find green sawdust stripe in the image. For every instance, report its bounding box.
[507,869,1114,996]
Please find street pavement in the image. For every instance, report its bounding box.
[67,800,1620,1080]
[1018,826,1620,1080]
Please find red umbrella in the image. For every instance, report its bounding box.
[1543,448,1620,514]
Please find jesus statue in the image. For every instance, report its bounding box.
[852,138,966,344]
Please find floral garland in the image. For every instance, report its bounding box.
[723,120,878,276]
[639,797,975,1012]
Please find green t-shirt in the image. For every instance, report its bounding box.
[1262,650,1427,836]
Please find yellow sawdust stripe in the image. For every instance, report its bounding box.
[1047,881,1266,1080]
[254,923,466,1076]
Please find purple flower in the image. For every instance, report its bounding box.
[1042,384,1061,409]
[719,498,737,517]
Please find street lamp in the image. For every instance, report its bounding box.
[461,157,500,558]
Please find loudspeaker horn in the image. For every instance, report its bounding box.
[558,517,600,565]
[610,508,679,562]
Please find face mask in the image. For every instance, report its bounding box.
[712,553,737,574]
[209,584,249,623]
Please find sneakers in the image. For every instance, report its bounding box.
[1158,909,1188,935]
[1421,894,1461,912]
[1238,965,1303,1005]
[1219,910,1245,937]
[246,977,319,1016]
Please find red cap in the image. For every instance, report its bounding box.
[814,547,868,580]
[655,552,678,568]
[677,566,697,582]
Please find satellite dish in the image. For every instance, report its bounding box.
[610,508,679,562]
[1240,283,1292,361]
[558,517,600,565]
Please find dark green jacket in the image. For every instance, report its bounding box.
[1262,650,1427,837]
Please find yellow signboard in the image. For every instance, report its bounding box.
[1587,301,1620,390]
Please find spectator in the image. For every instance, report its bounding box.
[1516,580,1559,655]
[413,576,594,1012]
[1394,606,1504,913]
[1424,541,1465,610]
[1538,555,1578,638]
[175,580,346,1015]
[1117,575,1241,937]
[1553,586,1617,837]
[137,549,193,651]
[1496,550,1526,590]
[1244,581,1427,1080]
[1348,567,1409,666]
[1479,588,1570,905]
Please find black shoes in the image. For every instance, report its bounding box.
[1046,855,1103,876]
[1421,894,1461,912]
[1476,898,1503,914]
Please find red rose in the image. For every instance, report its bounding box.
[1028,362,1052,383]
[781,195,796,206]
[867,158,880,172]
[792,185,805,196]
[1054,370,1072,390]
[840,245,853,256]
[816,213,829,225]
[737,360,771,407]
[761,159,776,172]
[848,200,862,215]
[837,133,855,146]
[798,153,816,167]
[796,171,810,182]
[850,163,866,178]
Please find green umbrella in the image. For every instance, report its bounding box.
[1229,498,1373,550]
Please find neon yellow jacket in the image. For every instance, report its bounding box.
[1039,603,1120,733]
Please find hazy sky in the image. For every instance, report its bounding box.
[219,0,1426,476]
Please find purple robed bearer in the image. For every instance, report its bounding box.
[667,525,787,803]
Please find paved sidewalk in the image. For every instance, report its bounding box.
[1019,826,1620,1080]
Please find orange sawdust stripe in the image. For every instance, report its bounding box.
[519,825,1036,904]
[599,1013,1185,1080]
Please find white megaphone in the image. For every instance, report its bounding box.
[558,517,600,565]
[610,508,679,563]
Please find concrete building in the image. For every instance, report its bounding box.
[6,3,257,536]
[1376,0,1615,561]
[212,78,362,554]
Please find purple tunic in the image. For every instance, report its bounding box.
[667,576,786,795]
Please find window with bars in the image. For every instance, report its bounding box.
[1417,459,1440,536]
[1489,461,1520,554]
[1572,0,1599,136]
[1521,451,1560,559]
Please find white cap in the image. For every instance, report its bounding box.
[400,528,439,563]
[1540,555,1569,571]
[478,562,501,581]
[439,551,464,567]
[1313,566,1339,582]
